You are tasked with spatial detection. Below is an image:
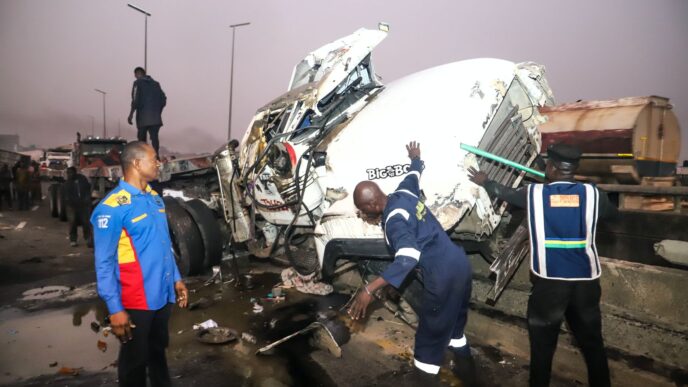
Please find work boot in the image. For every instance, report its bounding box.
[398,366,440,387]
[451,350,476,387]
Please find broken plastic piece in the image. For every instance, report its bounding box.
[193,319,219,330]
[241,332,257,344]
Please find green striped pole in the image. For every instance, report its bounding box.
[460,143,545,178]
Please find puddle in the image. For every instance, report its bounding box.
[2,272,352,386]
[0,303,117,385]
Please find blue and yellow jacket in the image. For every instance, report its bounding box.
[91,180,181,314]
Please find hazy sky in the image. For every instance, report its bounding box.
[1,0,687,160]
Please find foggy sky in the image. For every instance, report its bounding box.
[1,0,687,160]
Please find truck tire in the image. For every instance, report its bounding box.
[48,184,58,218]
[57,186,68,222]
[178,199,223,269]
[163,196,204,276]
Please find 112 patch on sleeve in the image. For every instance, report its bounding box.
[97,215,111,229]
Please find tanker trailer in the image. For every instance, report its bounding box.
[212,25,556,303]
[538,96,681,183]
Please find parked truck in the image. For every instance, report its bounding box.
[47,133,127,221]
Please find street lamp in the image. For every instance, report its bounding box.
[127,3,151,71]
[227,22,250,141]
[94,89,107,137]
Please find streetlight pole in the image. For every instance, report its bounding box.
[94,89,107,137]
[87,115,95,136]
[127,3,151,71]
[228,22,250,141]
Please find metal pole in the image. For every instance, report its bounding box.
[227,22,250,141]
[144,15,148,71]
[460,143,545,178]
[102,92,107,137]
[228,27,236,141]
[95,89,107,138]
[127,4,151,71]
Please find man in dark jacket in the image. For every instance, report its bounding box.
[64,167,93,247]
[128,67,167,157]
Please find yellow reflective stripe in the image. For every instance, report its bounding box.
[158,209,165,213]
[131,213,148,223]
[117,230,137,264]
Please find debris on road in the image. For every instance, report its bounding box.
[196,327,238,345]
[193,319,218,330]
[90,321,100,333]
[15,221,27,230]
[49,362,58,367]
[241,332,257,344]
[97,340,107,352]
[57,366,82,376]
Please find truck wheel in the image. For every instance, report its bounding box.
[178,199,224,269]
[48,185,58,218]
[163,197,204,276]
[57,187,68,222]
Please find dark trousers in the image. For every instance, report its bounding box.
[119,304,172,387]
[0,188,11,210]
[527,277,610,387]
[16,188,29,210]
[137,125,162,156]
[68,204,92,243]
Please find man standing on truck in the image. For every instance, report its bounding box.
[127,67,167,157]
[349,141,475,385]
[468,143,616,387]
[64,167,92,247]
[91,141,188,387]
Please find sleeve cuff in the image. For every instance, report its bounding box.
[106,299,124,315]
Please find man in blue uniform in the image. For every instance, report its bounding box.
[349,141,474,384]
[91,141,188,387]
[469,143,616,387]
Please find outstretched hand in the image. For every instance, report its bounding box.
[406,141,420,160]
[467,167,488,186]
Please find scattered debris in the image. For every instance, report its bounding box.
[6,329,18,335]
[188,297,213,311]
[97,340,107,352]
[177,330,184,335]
[256,321,343,358]
[20,256,42,264]
[15,221,27,230]
[253,305,264,313]
[49,362,58,367]
[31,205,39,211]
[57,367,82,376]
[21,285,70,301]
[280,267,333,295]
[90,321,100,333]
[193,319,218,330]
[241,332,257,344]
[196,327,238,345]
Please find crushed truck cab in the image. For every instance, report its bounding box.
[210,26,556,302]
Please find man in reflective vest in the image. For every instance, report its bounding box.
[469,143,616,387]
[349,141,474,385]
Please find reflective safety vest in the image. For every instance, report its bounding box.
[527,182,601,280]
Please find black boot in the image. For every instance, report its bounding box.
[399,366,441,387]
[451,351,476,387]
